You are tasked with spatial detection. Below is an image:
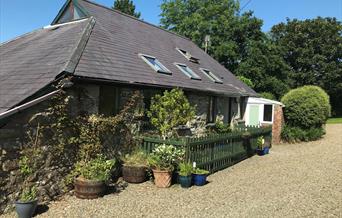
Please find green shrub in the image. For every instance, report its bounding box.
[281,125,325,143]
[259,92,276,100]
[214,120,231,133]
[148,88,195,139]
[281,86,331,129]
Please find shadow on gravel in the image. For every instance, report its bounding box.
[33,204,49,217]
[105,180,128,195]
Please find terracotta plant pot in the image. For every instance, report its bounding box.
[122,165,147,183]
[152,169,172,188]
[74,177,105,199]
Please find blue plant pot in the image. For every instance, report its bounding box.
[15,199,38,218]
[257,147,270,156]
[192,173,207,186]
[178,175,192,188]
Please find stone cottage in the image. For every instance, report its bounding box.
[0,0,258,212]
[0,0,257,140]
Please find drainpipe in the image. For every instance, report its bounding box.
[0,90,61,120]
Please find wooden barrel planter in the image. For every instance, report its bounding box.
[122,165,146,183]
[74,177,105,199]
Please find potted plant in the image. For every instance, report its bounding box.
[74,155,115,199]
[256,136,269,155]
[178,162,193,188]
[148,144,184,188]
[15,185,38,218]
[121,150,148,183]
[192,168,209,186]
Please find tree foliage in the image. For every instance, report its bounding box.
[271,17,342,115]
[237,76,254,88]
[113,0,141,18]
[160,0,291,100]
[281,86,331,129]
[147,88,195,139]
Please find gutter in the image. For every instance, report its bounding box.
[0,90,61,120]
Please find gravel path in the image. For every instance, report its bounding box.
[3,124,342,218]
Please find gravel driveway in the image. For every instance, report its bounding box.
[2,124,342,218]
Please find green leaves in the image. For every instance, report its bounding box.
[148,144,185,171]
[74,155,116,182]
[147,88,195,139]
[113,0,141,18]
[281,86,331,129]
[19,185,37,202]
[271,17,342,115]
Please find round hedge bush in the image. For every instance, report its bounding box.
[281,86,331,129]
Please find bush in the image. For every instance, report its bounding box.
[148,88,195,139]
[259,92,276,100]
[281,86,331,129]
[281,125,325,143]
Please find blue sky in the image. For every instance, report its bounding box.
[1,0,341,43]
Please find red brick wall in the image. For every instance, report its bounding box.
[272,105,284,144]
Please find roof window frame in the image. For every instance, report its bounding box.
[139,53,172,75]
[200,68,223,84]
[176,47,200,64]
[174,63,201,80]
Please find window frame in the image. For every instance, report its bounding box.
[176,48,200,64]
[174,63,201,80]
[207,96,217,123]
[139,53,171,75]
[199,68,223,84]
[262,104,274,123]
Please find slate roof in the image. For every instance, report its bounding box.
[74,0,256,97]
[0,0,256,114]
[0,18,93,113]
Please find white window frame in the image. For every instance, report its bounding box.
[176,47,200,64]
[199,68,223,84]
[174,63,201,80]
[262,104,274,123]
[139,53,171,75]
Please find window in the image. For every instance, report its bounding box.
[99,86,120,116]
[200,68,223,83]
[207,96,217,123]
[176,48,200,64]
[263,104,273,122]
[55,1,88,24]
[175,63,201,80]
[140,54,171,74]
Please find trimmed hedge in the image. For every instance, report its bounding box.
[281,86,331,129]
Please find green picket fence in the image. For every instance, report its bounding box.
[141,126,272,173]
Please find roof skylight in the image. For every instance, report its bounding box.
[176,48,200,64]
[175,63,201,80]
[140,54,171,74]
[200,68,223,84]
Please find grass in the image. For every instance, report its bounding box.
[327,117,342,124]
